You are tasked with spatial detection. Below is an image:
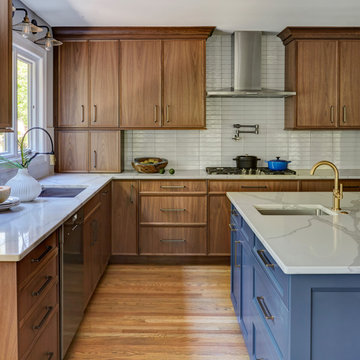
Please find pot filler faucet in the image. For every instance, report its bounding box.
[310,160,343,211]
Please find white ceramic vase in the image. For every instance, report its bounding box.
[6,168,42,202]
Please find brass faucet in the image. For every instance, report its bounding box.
[310,161,343,211]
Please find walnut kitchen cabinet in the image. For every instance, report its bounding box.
[0,0,12,131]
[100,183,112,273]
[300,179,360,192]
[56,40,119,128]
[278,27,360,129]
[112,181,138,255]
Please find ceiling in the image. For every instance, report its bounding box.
[21,0,360,32]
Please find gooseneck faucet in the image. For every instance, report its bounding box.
[310,161,343,211]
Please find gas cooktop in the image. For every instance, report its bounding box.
[206,167,296,175]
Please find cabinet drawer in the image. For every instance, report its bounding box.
[140,196,207,224]
[209,180,298,194]
[254,259,289,358]
[18,255,58,321]
[139,227,207,255]
[18,233,58,287]
[25,308,59,360]
[230,206,255,248]
[140,180,207,194]
[253,237,289,307]
[84,191,101,218]
[19,284,58,359]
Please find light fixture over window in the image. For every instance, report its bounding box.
[31,20,63,51]
[12,7,43,38]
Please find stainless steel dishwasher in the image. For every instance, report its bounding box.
[61,209,84,358]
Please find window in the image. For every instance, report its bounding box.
[0,32,47,159]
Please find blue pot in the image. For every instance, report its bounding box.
[266,157,291,171]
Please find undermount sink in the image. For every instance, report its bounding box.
[39,186,87,198]
[255,204,337,216]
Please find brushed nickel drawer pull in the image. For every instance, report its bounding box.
[343,105,347,123]
[93,150,97,169]
[160,208,186,212]
[231,209,238,216]
[229,223,237,232]
[81,105,85,122]
[130,184,134,203]
[330,105,334,123]
[47,353,54,360]
[257,249,274,268]
[166,104,170,123]
[160,239,186,243]
[154,105,158,123]
[234,240,241,268]
[241,185,267,189]
[31,246,53,263]
[32,276,53,297]
[160,185,186,189]
[33,306,53,330]
[257,296,274,320]
[93,104,97,122]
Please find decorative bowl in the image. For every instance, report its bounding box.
[132,157,168,173]
[0,186,11,203]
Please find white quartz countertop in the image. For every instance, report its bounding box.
[227,191,360,275]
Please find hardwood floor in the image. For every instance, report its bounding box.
[66,265,249,359]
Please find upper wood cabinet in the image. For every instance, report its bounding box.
[278,27,360,129]
[0,0,12,131]
[57,40,119,128]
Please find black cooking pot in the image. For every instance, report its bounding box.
[233,155,260,169]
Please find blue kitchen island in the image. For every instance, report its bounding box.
[227,191,360,360]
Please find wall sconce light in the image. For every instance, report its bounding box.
[12,7,43,38]
[31,20,63,51]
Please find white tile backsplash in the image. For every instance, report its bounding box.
[124,33,360,171]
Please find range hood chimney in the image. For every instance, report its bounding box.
[207,31,296,98]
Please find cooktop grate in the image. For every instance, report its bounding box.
[206,167,296,175]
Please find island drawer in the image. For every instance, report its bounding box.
[254,259,289,358]
[140,180,207,194]
[139,227,207,255]
[230,206,255,248]
[253,237,289,307]
[17,233,58,287]
[140,196,207,225]
[19,283,58,359]
[18,255,58,321]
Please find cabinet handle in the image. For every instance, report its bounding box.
[166,105,170,123]
[330,105,334,124]
[241,185,267,189]
[234,240,241,268]
[31,246,52,263]
[160,208,186,212]
[130,184,134,203]
[102,190,109,195]
[32,276,53,297]
[33,306,53,330]
[343,105,347,123]
[231,209,238,216]
[47,353,54,360]
[229,223,237,232]
[160,239,186,243]
[257,296,274,320]
[257,249,274,268]
[154,105,158,123]
[93,104,97,123]
[81,105,85,123]
[160,185,186,189]
[93,150,97,169]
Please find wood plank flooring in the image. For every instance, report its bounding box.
[66,265,249,360]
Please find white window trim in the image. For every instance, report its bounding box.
[0,32,48,162]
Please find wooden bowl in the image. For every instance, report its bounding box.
[0,186,11,203]
[132,157,168,173]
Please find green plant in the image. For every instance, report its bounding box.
[0,140,31,169]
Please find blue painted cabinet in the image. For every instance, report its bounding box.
[230,203,360,360]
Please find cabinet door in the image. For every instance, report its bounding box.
[339,41,360,128]
[0,0,12,130]
[90,40,119,127]
[58,41,89,127]
[112,181,138,255]
[56,131,89,172]
[89,131,121,172]
[100,184,111,273]
[120,40,161,128]
[296,40,338,128]
[230,230,241,321]
[163,40,205,128]
[208,195,231,255]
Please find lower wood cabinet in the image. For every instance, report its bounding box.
[301,179,360,191]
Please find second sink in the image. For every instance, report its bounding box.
[255,204,336,216]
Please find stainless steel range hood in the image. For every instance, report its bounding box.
[207,31,296,98]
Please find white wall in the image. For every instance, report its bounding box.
[124,33,360,170]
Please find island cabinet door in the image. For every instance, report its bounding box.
[230,221,241,321]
